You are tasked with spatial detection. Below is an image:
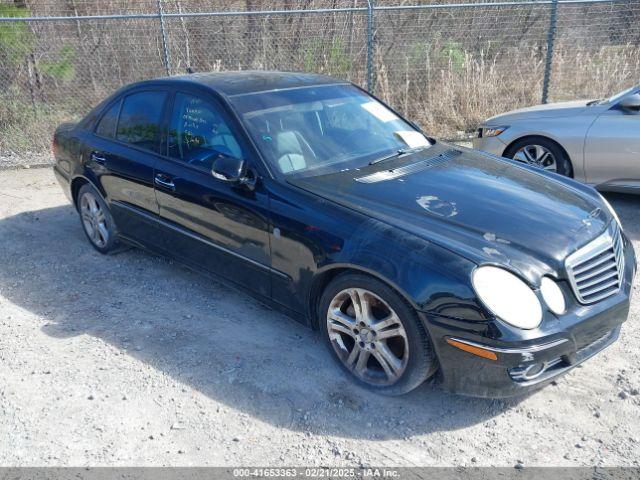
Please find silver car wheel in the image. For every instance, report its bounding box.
[80,192,109,248]
[326,288,409,386]
[513,144,558,172]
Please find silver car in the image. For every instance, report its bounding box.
[473,84,640,193]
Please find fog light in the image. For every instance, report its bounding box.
[510,362,546,381]
[524,363,545,378]
[510,357,563,382]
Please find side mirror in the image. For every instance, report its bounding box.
[211,154,256,190]
[212,154,245,182]
[619,93,640,112]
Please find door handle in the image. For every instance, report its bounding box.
[90,151,106,165]
[154,174,175,190]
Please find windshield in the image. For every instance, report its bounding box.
[606,84,640,104]
[229,84,431,176]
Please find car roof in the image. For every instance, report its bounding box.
[134,70,346,97]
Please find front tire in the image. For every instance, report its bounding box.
[77,184,119,254]
[504,136,573,177]
[319,273,437,396]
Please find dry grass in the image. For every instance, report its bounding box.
[1,44,638,154]
[0,92,79,154]
[377,43,640,140]
[550,43,640,101]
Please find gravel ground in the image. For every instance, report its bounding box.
[0,152,53,170]
[0,166,638,467]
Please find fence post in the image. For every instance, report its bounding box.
[156,0,171,75]
[541,0,558,104]
[366,0,375,93]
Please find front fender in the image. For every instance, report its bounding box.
[499,121,590,182]
[269,181,489,325]
[323,217,489,322]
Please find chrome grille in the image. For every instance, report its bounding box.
[566,222,624,305]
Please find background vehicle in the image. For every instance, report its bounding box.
[473,84,640,193]
[53,71,636,397]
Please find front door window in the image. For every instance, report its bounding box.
[167,92,243,172]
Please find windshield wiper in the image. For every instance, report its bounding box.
[368,146,428,165]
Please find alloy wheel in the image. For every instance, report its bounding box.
[80,192,109,248]
[513,144,558,172]
[326,288,409,386]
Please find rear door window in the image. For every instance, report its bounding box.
[116,91,167,152]
[95,100,121,139]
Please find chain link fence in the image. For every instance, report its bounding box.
[0,0,639,155]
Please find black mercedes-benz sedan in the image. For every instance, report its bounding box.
[53,71,636,397]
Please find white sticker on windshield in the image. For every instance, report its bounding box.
[361,101,398,123]
[395,130,430,148]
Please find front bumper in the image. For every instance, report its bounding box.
[472,134,508,157]
[423,235,636,398]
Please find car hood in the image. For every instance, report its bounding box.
[485,99,595,123]
[288,143,610,284]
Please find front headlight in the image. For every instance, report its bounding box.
[472,266,542,329]
[598,193,623,231]
[482,125,509,137]
[540,277,566,315]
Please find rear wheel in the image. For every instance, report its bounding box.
[77,184,119,254]
[504,136,573,177]
[319,273,437,396]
